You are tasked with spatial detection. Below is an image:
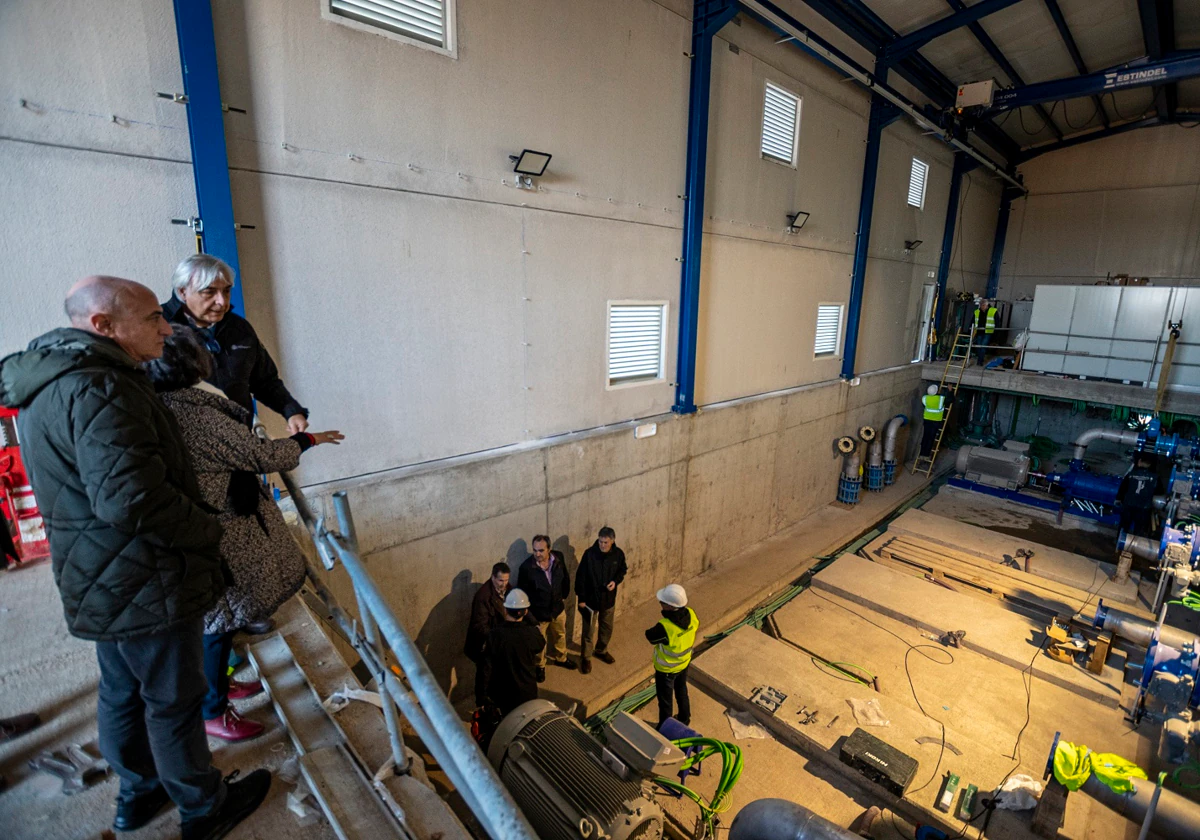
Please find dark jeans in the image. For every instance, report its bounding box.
[202,631,235,720]
[471,654,491,708]
[1120,506,1152,537]
[920,420,940,456]
[580,605,615,659]
[975,331,991,364]
[655,667,691,728]
[96,619,224,820]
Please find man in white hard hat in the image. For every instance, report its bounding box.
[645,584,699,729]
[484,589,546,716]
[920,384,947,458]
[973,298,998,366]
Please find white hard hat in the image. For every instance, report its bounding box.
[504,588,531,610]
[657,584,688,608]
[927,384,938,395]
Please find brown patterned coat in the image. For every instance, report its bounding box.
[159,387,307,635]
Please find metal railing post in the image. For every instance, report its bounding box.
[332,491,410,775]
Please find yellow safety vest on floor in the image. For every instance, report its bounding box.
[922,394,946,422]
[973,307,998,334]
[654,608,699,674]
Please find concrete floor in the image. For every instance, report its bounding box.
[0,559,336,840]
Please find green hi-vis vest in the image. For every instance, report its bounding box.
[654,608,699,674]
[922,394,946,422]
[973,307,998,334]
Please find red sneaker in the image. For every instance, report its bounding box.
[205,708,265,742]
[227,678,264,700]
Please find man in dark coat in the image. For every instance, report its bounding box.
[0,276,270,839]
[164,253,308,432]
[465,562,510,707]
[516,535,575,681]
[575,526,627,674]
[484,588,545,716]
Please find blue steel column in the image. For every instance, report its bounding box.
[985,186,1021,298]
[173,0,246,315]
[842,89,899,380]
[933,153,968,333]
[674,0,739,415]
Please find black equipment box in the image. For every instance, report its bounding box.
[839,728,919,797]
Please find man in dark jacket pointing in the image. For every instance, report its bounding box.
[0,276,270,840]
[575,526,627,674]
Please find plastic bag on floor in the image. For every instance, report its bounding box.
[848,697,890,727]
[724,709,768,740]
[278,757,300,785]
[287,781,322,827]
[322,682,384,713]
[993,774,1043,810]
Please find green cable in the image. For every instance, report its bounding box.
[813,659,875,685]
[1171,762,1200,789]
[1166,590,1200,612]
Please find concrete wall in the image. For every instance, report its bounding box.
[1000,125,1200,301]
[305,363,923,701]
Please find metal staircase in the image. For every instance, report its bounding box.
[912,329,973,476]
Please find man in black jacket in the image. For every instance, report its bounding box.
[464,562,510,707]
[485,589,545,716]
[0,276,270,839]
[516,535,576,681]
[575,526,627,674]
[165,253,308,432]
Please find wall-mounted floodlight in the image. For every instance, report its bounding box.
[904,239,923,252]
[785,211,810,234]
[510,150,552,176]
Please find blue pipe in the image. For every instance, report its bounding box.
[674,0,739,415]
[172,0,245,315]
[842,89,899,379]
[933,153,969,339]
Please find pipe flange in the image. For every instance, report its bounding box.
[836,436,856,454]
[859,426,877,442]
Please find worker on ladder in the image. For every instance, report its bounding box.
[920,385,947,458]
[973,298,998,365]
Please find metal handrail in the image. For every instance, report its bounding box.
[276,469,537,840]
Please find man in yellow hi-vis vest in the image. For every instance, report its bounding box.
[646,584,698,728]
[973,298,998,365]
[920,384,947,457]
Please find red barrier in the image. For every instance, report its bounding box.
[0,407,50,565]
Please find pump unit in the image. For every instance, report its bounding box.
[954,445,1030,490]
[488,700,673,840]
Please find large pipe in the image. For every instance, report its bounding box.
[867,439,883,468]
[1081,772,1200,839]
[1091,602,1198,651]
[729,799,859,840]
[1119,531,1160,563]
[843,448,861,479]
[1073,428,1141,462]
[882,414,908,463]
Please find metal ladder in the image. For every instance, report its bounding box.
[912,329,973,476]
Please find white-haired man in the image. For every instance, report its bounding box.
[163,254,309,434]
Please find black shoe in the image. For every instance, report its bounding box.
[580,659,592,675]
[114,785,173,832]
[536,667,546,683]
[241,619,274,635]
[551,658,577,671]
[181,770,272,840]
[595,651,615,665]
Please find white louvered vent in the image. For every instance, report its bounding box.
[608,303,666,386]
[814,304,844,357]
[331,0,447,47]
[908,157,929,209]
[761,82,800,166]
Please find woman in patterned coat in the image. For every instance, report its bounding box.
[144,326,342,741]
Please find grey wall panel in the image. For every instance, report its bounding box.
[1109,287,1172,383]
[1063,286,1119,379]
[1022,285,1075,373]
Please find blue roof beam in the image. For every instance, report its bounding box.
[881,0,1025,63]
[987,51,1200,113]
[943,0,1062,140]
[1042,0,1110,128]
[1138,0,1177,120]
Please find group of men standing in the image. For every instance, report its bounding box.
[464,529,697,730]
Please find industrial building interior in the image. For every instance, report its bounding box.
[2,0,1200,839]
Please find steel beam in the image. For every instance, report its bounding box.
[1138,0,1177,120]
[985,186,1022,298]
[882,0,1024,63]
[1043,0,1110,127]
[988,51,1200,113]
[1017,116,1164,162]
[674,0,739,415]
[171,0,245,315]
[934,153,969,332]
[843,92,900,380]
[944,0,1061,140]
